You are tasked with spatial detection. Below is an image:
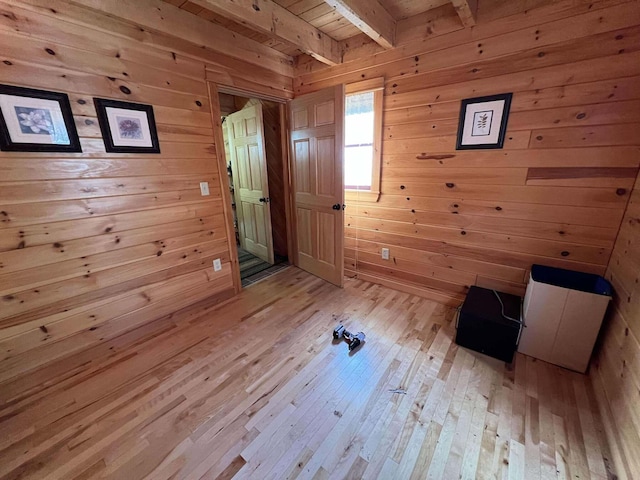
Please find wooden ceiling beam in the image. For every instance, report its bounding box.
[451,0,478,27]
[71,0,294,76]
[190,0,341,65]
[323,0,396,49]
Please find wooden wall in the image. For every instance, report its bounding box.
[590,172,640,480]
[295,0,640,306]
[0,1,291,386]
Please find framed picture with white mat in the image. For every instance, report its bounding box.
[456,93,512,150]
[0,84,81,152]
[94,98,160,154]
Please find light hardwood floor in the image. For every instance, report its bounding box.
[0,267,616,479]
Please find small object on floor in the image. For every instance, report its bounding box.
[388,388,406,395]
[332,324,366,351]
[455,286,523,363]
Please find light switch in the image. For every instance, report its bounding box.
[200,182,210,196]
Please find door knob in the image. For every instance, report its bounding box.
[332,203,341,210]
[259,197,270,203]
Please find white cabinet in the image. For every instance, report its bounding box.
[518,266,611,373]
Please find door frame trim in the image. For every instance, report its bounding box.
[207,82,242,293]
[207,81,295,292]
[279,103,297,266]
[217,85,288,105]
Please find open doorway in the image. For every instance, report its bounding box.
[219,93,289,287]
[210,82,344,290]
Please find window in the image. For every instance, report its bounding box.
[344,78,383,201]
[345,92,374,189]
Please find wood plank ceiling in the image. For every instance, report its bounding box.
[162,0,472,64]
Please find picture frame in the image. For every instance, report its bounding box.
[0,84,81,152]
[456,93,513,150]
[93,98,160,154]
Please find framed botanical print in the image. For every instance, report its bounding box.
[0,84,81,152]
[93,98,160,154]
[456,93,513,150]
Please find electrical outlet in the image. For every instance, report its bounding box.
[200,181,210,196]
[213,258,222,271]
[381,248,390,260]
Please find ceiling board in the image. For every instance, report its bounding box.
[281,0,327,16]
[298,4,337,23]
[320,19,363,40]
[328,23,368,41]
[300,4,363,39]
[266,1,362,40]
[378,0,452,20]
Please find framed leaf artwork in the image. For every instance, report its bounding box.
[0,84,81,152]
[93,98,160,154]
[456,93,513,150]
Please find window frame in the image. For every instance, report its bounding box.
[344,77,384,203]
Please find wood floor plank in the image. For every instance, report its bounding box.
[459,360,494,479]
[508,440,526,480]
[536,361,559,480]
[0,267,620,479]
[442,351,480,479]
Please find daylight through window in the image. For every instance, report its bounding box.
[345,91,375,190]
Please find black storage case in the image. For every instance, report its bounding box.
[455,286,522,363]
